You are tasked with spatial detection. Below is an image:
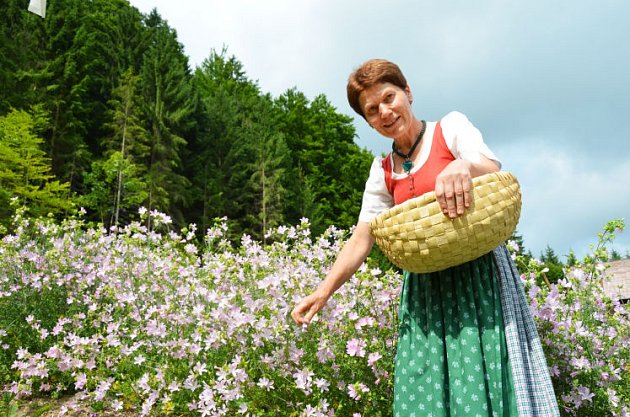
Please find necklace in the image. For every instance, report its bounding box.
[392,120,426,173]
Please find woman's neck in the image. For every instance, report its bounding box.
[393,119,424,153]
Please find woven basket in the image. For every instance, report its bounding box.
[369,171,521,273]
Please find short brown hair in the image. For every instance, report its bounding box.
[346,59,408,119]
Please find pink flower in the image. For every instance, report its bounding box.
[569,356,590,370]
[346,338,366,357]
[355,316,375,330]
[111,400,123,411]
[314,378,330,392]
[193,362,207,375]
[348,385,360,400]
[256,377,274,391]
[197,384,217,416]
[577,386,595,403]
[75,373,87,390]
[348,383,369,400]
[608,388,620,408]
[367,352,382,366]
[316,345,335,363]
[93,377,114,401]
[293,369,314,394]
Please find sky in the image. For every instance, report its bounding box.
[129,0,630,260]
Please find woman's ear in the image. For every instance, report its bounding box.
[405,85,413,104]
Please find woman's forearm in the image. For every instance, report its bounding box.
[315,222,375,299]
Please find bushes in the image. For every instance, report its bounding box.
[510,219,628,416]
[0,209,399,416]
[0,208,628,416]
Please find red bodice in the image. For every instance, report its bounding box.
[382,122,455,205]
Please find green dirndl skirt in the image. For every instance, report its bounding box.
[393,252,518,417]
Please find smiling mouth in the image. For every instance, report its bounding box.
[383,117,400,129]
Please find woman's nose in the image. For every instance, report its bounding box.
[379,103,391,117]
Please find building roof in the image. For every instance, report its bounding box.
[604,259,630,301]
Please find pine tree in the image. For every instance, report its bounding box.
[81,68,148,225]
[35,0,92,189]
[188,49,262,233]
[275,91,372,234]
[0,0,42,112]
[610,249,622,261]
[540,245,565,283]
[66,0,146,152]
[106,68,149,224]
[241,101,290,240]
[140,10,195,225]
[565,250,578,267]
[0,108,72,221]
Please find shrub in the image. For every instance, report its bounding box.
[0,208,399,416]
[510,220,629,416]
[1,206,627,416]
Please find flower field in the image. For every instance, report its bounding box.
[0,208,628,416]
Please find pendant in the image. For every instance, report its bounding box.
[402,159,413,173]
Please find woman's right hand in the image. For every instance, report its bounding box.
[291,290,330,326]
[290,222,375,327]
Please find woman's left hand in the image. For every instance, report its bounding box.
[435,159,473,219]
[435,156,500,218]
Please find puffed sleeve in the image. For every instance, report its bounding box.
[358,157,394,223]
[441,111,501,168]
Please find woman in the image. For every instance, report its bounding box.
[291,59,560,416]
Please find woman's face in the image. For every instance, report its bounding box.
[359,82,414,139]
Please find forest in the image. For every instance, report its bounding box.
[0,0,375,241]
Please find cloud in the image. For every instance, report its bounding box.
[497,139,630,258]
[129,0,630,260]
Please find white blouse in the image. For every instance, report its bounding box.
[358,111,501,223]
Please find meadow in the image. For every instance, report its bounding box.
[0,206,627,416]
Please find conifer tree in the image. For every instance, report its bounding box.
[565,250,578,267]
[140,10,195,225]
[540,245,565,283]
[275,90,372,234]
[0,0,42,112]
[81,68,148,225]
[0,109,72,221]
[241,101,290,240]
[106,68,149,225]
[188,49,262,233]
[36,0,92,189]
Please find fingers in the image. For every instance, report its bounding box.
[436,173,472,218]
[454,179,472,215]
[435,181,447,215]
[291,302,310,325]
[453,187,464,217]
[291,295,324,326]
[303,305,319,324]
[461,176,471,209]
